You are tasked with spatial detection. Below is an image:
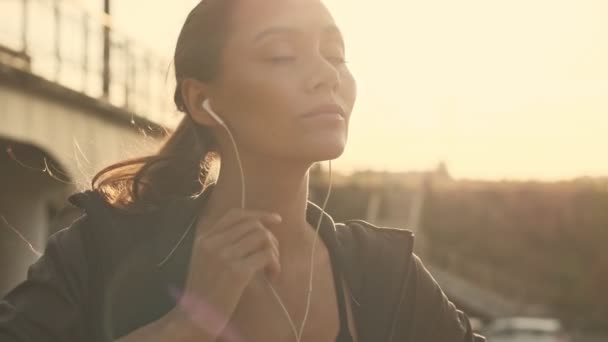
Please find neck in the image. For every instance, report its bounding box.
[200,152,322,262]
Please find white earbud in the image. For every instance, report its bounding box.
[202,98,225,126]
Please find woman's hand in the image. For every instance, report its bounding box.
[168,208,283,341]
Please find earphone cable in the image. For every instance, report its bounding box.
[160,100,332,342]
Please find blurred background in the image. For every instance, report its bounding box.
[1,0,607,341]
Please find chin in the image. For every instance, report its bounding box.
[301,139,346,162]
[267,131,347,163]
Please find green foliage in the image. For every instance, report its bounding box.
[309,181,372,222]
[421,179,608,329]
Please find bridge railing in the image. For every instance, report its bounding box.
[0,0,178,127]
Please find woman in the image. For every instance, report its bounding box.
[0,0,485,341]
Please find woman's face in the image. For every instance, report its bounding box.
[206,0,357,164]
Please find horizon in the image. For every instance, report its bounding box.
[321,163,608,183]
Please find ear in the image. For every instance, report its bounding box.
[180,78,219,126]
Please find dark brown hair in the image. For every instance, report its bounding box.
[92,0,237,211]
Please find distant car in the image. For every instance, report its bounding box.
[482,317,570,342]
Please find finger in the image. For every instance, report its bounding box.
[204,219,271,251]
[231,228,276,260]
[242,234,280,282]
[206,209,281,236]
[264,244,282,282]
[239,246,279,280]
[204,219,264,248]
[266,243,281,281]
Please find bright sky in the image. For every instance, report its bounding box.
[56,1,608,180]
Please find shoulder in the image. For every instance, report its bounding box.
[32,214,90,281]
[333,218,416,293]
[333,220,485,341]
[335,218,416,272]
[66,190,161,243]
[0,215,93,341]
[67,190,142,228]
[338,218,414,237]
[335,219,415,259]
[64,190,168,271]
[39,191,132,283]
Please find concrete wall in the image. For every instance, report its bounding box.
[0,73,163,295]
[0,142,71,295]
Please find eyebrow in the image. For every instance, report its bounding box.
[253,24,345,46]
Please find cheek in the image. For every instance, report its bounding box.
[340,70,358,112]
[216,65,301,150]
[221,65,298,122]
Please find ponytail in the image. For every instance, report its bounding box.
[92,116,218,212]
[93,0,235,212]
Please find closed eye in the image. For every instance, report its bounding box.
[268,56,297,64]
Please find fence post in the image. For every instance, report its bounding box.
[53,0,61,81]
[21,0,29,54]
[82,12,89,93]
[102,0,111,98]
[124,39,131,108]
[130,47,137,114]
[144,53,151,114]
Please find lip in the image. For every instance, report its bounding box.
[301,104,345,119]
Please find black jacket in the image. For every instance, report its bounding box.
[0,186,485,341]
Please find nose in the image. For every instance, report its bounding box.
[306,54,341,93]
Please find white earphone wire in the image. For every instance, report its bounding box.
[205,99,333,342]
[159,99,333,342]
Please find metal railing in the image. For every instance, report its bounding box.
[0,0,179,127]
